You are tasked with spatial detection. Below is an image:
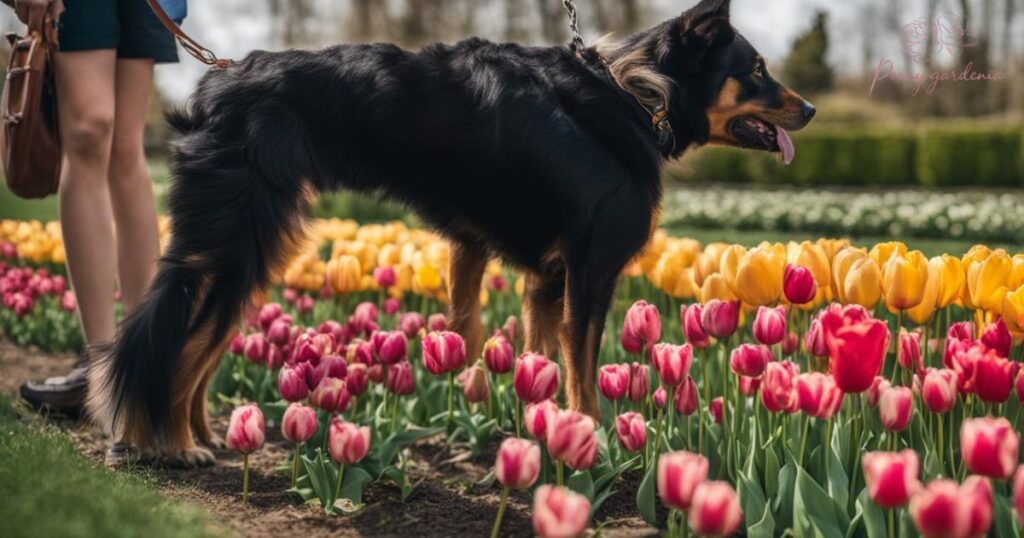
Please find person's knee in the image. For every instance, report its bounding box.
[63,112,115,163]
[108,140,148,185]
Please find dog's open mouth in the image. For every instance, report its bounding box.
[729,117,795,165]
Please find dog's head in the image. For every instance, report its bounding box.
[598,0,815,162]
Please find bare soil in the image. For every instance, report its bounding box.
[1,341,654,537]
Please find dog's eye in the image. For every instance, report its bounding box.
[752,62,764,78]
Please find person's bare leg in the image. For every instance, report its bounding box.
[108,59,159,312]
[56,50,118,345]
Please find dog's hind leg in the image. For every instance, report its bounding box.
[190,336,232,450]
[447,242,488,361]
[522,268,565,359]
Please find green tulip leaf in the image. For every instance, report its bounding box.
[636,460,659,528]
[794,466,843,538]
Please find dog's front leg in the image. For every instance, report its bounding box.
[447,242,488,360]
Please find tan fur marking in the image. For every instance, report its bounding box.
[447,243,488,361]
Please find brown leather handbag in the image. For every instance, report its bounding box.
[0,7,61,199]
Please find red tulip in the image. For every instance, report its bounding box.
[651,343,693,387]
[229,332,246,355]
[653,386,668,409]
[278,363,310,402]
[879,386,913,432]
[796,372,844,420]
[700,299,740,339]
[226,404,265,454]
[681,304,711,349]
[327,418,371,464]
[615,412,647,453]
[312,355,348,387]
[311,377,351,413]
[981,318,1012,358]
[738,375,761,397]
[427,312,448,331]
[421,331,466,375]
[458,363,489,403]
[961,475,993,537]
[266,317,292,347]
[383,297,400,315]
[709,397,724,424]
[621,300,661,353]
[524,400,559,443]
[657,450,709,511]
[546,410,598,470]
[730,344,772,378]
[345,363,369,397]
[898,328,923,373]
[495,438,540,489]
[514,353,559,403]
[921,369,958,414]
[867,376,891,408]
[1013,465,1024,526]
[281,403,318,444]
[503,315,519,343]
[628,363,650,403]
[910,480,970,538]
[783,263,817,305]
[675,376,699,415]
[762,361,800,413]
[483,334,514,374]
[532,485,590,538]
[385,361,415,395]
[961,417,1020,478]
[688,481,742,538]
[1017,370,1024,404]
[753,305,787,346]
[972,348,1016,403]
[820,304,890,393]
[781,331,799,356]
[373,265,396,288]
[373,330,408,365]
[944,321,974,366]
[862,450,921,508]
[598,363,630,401]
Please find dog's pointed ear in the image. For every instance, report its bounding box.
[678,0,733,58]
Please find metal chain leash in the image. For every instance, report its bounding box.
[562,0,585,52]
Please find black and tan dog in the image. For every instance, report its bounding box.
[89,0,814,466]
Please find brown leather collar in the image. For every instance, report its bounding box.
[589,50,676,154]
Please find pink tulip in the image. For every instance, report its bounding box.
[657,450,709,511]
[398,312,425,337]
[373,330,408,365]
[514,352,559,403]
[867,376,891,408]
[345,363,369,396]
[349,302,379,335]
[373,265,396,288]
[229,332,246,355]
[709,397,724,424]
[675,376,699,416]
[783,263,817,305]
[761,361,800,413]
[681,304,711,349]
[981,318,1012,358]
[483,334,514,374]
[226,404,265,454]
[327,418,371,464]
[688,481,742,538]
[59,290,77,312]
[700,299,740,339]
[782,331,799,356]
[898,328,923,373]
[628,362,650,403]
[651,343,693,387]
[283,287,298,304]
[267,317,292,346]
[910,479,970,538]
[427,312,448,331]
[598,363,630,401]
[296,295,314,314]
[820,304,890,393]
[243,333,268,363]
[621,300,661,354]
[495,437,541,489]
[972,348,1016,403]
[311,377,350,413]
[524,400,559,443]
[730,344,772,378]
[961,417,1020,478]
[257,303,282,331]
[921,369,958,414]
[861,450,921,508]
[421,331,467,375]
[281,403,318,444]
[385,361,415,395]
[615,412,647,452]
[503,315,519,343]
[1013,465,1024,526]
[458,363,489,403]
[383,297,400,316]
[961,475,993,537]
[738,375,761,397]
[796,372,844,420]
[753,305,787,346]
[653,386,667,409]
[278,363,310,402]
[532,485,590,538]
[879,386,913,432]
[546,410,598,470]
[804,313,829,357]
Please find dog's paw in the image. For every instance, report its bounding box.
[199,434,227,450]
[162,446,216,469]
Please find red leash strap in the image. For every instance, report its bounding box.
[144,0,232,68]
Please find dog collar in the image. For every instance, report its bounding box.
[586,49,677,155]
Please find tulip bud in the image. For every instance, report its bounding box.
[373,330,408,365]
[981,318,1012,358]
[753,305,787,346]
[257,303,282,331]
[861,450,921,508]
[345,362,369,396]
[804,314,828,357]
[781,331,799,356]
[651,343,693,387]
[653,386,667,409]
[921,369,958,414]
[532,485,590,538]
[327,418,371,464]
[730,344,772,378]
[385,361,415,395]
[296,295,314,314]
[427,312,448,332]
[383,297,400,316]
[762,361,800,413]
[513,352,559,403]
[398,312,425,338]
[546,410,598,470]
[680,304,711,349]
[700,299,740,339]
[281,403,318,444]
[266,317,292,347]
[910,479,971,538]
[973,348,1016,403]
[311,377,350,413]
[867,376,891,408]
[226,404,265,454]
[961,475,994,537]
[524,400,558,443]
[278,363,310,402]
[897,328,923,373]
[598,363,630,401]
[373,265,396,288]
[820,305,889,393]
[882,250,929,310]
[628,363,650,403]
[879,386,913,432]
[796,372,844,420]
[229,332,246,355]
[688,481,742,538]
[495,438,541,489]
[615,412,647,452]
[458,363,489,403]
[243,333,268,363]
[483,334,514,374]
[961,417,1020,478]
[783,263,817,305]
[621,300,661,353]
[709,397,724,424]
[60,290,77,312]
[657,450,709,511]
[675,376,699,415]
[503,315,519,343]
[422,331,467,375]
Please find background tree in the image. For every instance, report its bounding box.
[782,11,834,95]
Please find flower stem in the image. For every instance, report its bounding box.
[515,400,523,438]
[886,508,895,538]
[798,415,811,468]
[699,348,709,454]
[242,453,250,506]
[490,487,510,538]
[332,463,346,512]
[391,390,401,434]
[556,461,565,487]
[653,406,666,458]
[291,444,301,489]
[447,371,455,429]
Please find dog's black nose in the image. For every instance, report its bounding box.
[801,101,816,121]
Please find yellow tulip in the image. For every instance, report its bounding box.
[816,238,851,260]
[693,242,729,286]
[787,240,831,290]
[732,246,785,306]
[1007,254,1024,290]
[700,273,738,303]
[882,250,929,310]
[843,257,882,308]
[869,241,907,267]
[325,254,361,294]
[966,251,1011,313]
[831,247,868,303]
[906,256,943,325]
[932,254,965,308]
[413,264,444,292]
[718,244,747,293]
[961,245,993,268]
[1001,285,1024,338]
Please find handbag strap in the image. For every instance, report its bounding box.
[143,0,231,67]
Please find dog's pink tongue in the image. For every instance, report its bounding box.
[776,125,795,165]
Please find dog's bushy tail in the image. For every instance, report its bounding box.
[89,98,313,448]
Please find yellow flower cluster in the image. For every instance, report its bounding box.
[0,220,65,264]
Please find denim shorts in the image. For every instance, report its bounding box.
[58,0,180,63]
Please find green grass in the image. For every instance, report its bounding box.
[0,394,215,538]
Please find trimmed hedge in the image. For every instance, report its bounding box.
[674,123,1023,187]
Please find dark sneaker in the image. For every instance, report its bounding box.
[19,351,89,414]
